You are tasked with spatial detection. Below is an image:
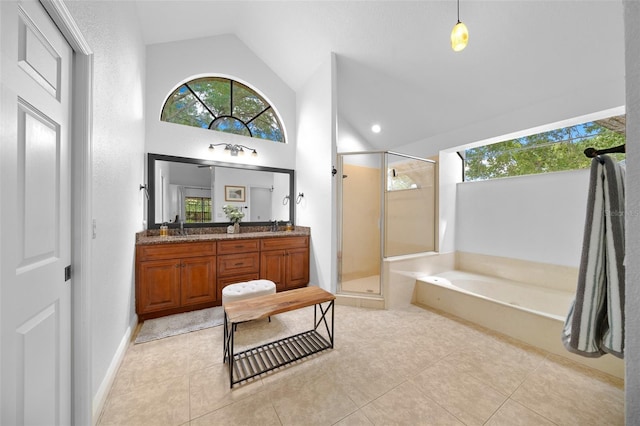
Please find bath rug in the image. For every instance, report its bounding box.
[134,306,224,344]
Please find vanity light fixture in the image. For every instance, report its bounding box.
[451,0,469,52]
[208,143,258,157]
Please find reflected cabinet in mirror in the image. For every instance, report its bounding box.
[147,153,295,228]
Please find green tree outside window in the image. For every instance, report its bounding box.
[464,117,625,181]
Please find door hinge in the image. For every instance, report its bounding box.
[64,265,72,282]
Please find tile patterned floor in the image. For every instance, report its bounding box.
[98,304,624,425]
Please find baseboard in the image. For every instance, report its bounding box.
[91,317,136,425]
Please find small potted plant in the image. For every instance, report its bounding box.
[222,204,244,233]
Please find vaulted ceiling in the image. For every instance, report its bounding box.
[134,1,625,150]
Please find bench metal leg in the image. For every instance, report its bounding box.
[223,313,236,388]
[314,300,334,348]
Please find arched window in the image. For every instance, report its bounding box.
[161,77,285,143]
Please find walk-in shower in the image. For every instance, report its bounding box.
[337,151,436,297]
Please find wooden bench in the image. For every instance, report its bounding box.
[223,286,335,387]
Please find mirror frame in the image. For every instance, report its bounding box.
[147,153,295,229]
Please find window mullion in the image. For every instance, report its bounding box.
[230,80,233,117]
[185,83,218,119]
[162,96,199,122]
[246,106,271,125]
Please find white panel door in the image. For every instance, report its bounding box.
[249,187,272,221]
[1,0,72,424]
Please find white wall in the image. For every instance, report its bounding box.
[296,54,336,291]
[64,1,146,421]
[438,151,463,254]
[145,34,297,172]
[456,169,590,267]
[624,1,640,421]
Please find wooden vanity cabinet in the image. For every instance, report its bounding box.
[260,236,309,292]
[136,242,217,320]
[136,234,310,320]
[216,239,260,300]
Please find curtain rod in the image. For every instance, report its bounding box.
[584,144,625,158]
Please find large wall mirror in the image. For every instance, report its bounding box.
[147,153,295,228]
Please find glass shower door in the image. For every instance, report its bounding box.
[384,153,436,257]
[338,153,383,295]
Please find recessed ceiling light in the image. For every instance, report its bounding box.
[371,124,381,133]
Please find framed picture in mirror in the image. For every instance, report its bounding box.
[225,185,246,202]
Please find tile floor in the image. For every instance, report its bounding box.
[98,303,624,425]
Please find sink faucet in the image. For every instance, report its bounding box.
[271,220,279,232]
[179,220,187,235]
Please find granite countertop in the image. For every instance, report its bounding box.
[136,226,310,245]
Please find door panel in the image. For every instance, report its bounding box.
[18,100,59,269]
[16,303,59,425]
[287,248,309,289]
[17,4,61,98]
[138,260,181,313]
[260,250,286,292]
[181,256,217,306]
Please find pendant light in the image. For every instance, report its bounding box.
[451,0,469,52]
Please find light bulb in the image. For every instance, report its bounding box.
[451,21,469,52]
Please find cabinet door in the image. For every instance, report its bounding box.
[181,256,217,306]
[286,248,310,289]
[138,259,181,314]
[260,250,287,292]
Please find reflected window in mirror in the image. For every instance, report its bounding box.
[161,77,286,143]
[185,196,211,223]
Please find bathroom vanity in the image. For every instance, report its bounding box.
[135,228,310,320]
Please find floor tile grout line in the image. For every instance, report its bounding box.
[501,353,565,426]
[502,398,563,426]
[409,375,473,425]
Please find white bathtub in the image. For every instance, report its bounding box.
[418,270,573,320]
[414,270,624,378]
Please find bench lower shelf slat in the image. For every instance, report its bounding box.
[230,330,331,385]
